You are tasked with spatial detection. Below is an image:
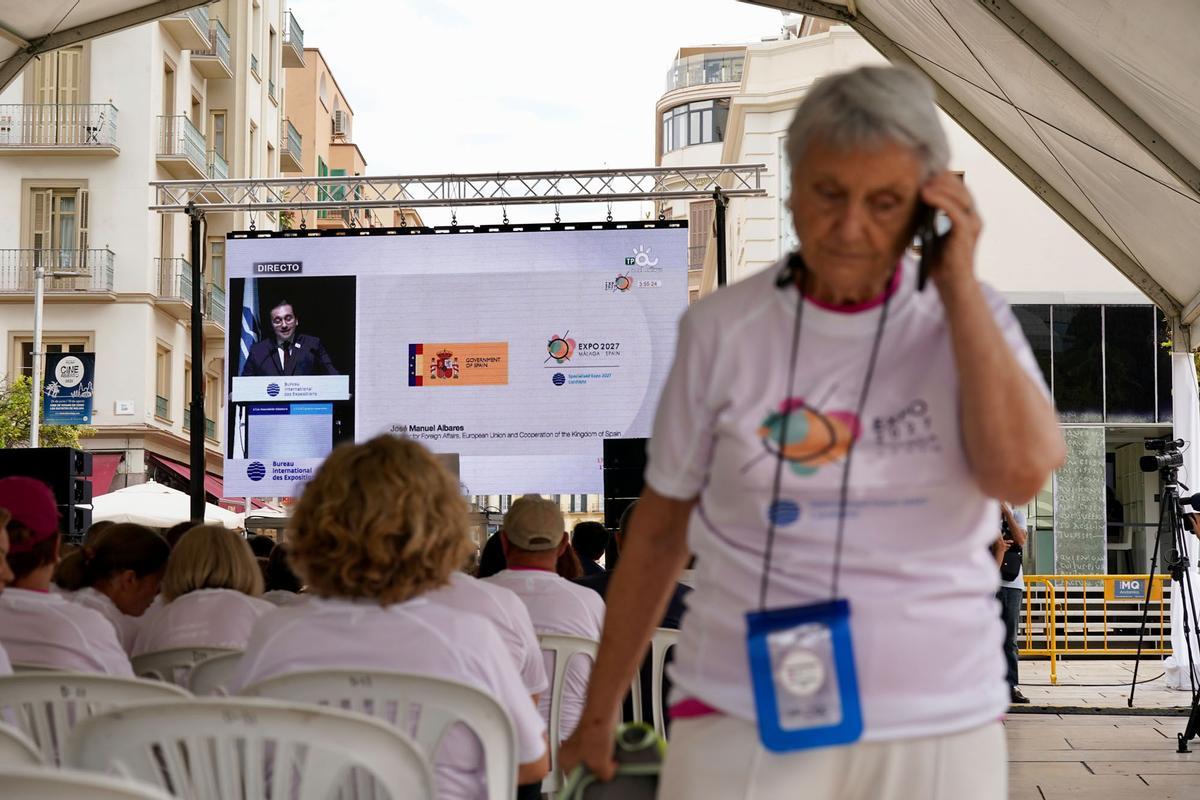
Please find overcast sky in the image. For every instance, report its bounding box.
[286,0,785,224]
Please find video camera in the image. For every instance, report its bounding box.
[1140,438,1185,473]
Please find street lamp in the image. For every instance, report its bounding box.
[30,258,88,448]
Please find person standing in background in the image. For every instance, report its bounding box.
[994,504,1029,704]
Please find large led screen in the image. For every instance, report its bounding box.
[223,223,688,497]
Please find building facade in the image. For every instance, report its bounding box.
[655,20,1173,574]
[0,0,302,502]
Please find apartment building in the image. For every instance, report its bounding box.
[0,0,301,502]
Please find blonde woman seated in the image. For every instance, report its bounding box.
[132,525,274,657]
[231,435,549,800]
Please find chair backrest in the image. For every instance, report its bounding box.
[0,766,176,800]
[0,673,190,765]
[538,633,607,793]
[188,652,244,696]
[0,721,42,766]
[131,647,240,688]
[66,697,436,800]
[242,669,517,800]
[649,628,679,739]
[11,663,56,674]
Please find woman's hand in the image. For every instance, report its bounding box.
[919,172,982,296]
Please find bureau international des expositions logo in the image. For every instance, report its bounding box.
[546,332,576,364]
[247,461,267,481]
[266,383,281,397]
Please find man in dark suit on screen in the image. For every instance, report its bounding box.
[240,299,339,377]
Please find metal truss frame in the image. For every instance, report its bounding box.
[150,164,766,212]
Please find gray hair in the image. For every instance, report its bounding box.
[785,66,949,179]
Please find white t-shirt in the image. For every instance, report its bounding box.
[427,572,549,697]
[0,588,133,675]
[0,641,11,675]
[66,586,142,654]
[484,568,606,742]
[645,256,1049,741]
[231,595,546,800]
[261,590,308,607]
[132,588,275,656]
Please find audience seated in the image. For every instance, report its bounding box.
[132,525,274,656]
[261,544,306,605]
[0,477,132,675]
[81,519,115,547]
[163,520,196,549]
[571,521,608,577]
[476,532,506,578]
[484,495,605,743]
[55,523,170,652]
[247,533,276,559]
[230,435,549,800]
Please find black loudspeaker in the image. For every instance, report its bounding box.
[0,447,93,538]
[603,438,647,529]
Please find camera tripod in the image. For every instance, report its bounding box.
[1127,444,1200,753]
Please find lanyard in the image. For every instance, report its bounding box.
[758,255,895,609]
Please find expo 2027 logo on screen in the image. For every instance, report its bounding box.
[247,461,267,482]
[606,273,633,292]
[545,332,576,364]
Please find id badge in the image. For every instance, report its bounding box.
[745,599,863,752]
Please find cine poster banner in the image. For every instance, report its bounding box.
[223,224,689,497]
[42,351,95,425]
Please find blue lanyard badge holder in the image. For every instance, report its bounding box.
[745,255,891,752]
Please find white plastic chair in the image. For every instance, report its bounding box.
[66,697,437,800]
[11,663,56,673]
[0,721,42,766]
[649,628,679,739]
[188,652,243,696]
[539,634,616,794]
[0,766,175,799]
[0,673,189,765]
[131,647,240,688]
[242,669,517,800]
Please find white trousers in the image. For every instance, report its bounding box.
[658,715,1006,800]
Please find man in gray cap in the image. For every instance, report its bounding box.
[485,494,606,745]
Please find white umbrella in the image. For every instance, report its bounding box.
[91,480,241,530]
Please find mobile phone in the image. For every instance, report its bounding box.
[912,201,948,292]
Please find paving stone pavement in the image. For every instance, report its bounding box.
[1006,659,1199,798]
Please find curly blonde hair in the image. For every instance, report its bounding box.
[160,525,264,602]
[289,435,472,604]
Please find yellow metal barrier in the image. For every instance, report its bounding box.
[1018,574,1171,685]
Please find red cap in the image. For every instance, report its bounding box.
[0,476,60,552]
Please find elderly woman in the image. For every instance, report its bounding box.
[230,435,549,800]
[561,66,1064,799]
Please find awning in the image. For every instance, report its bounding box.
[0,1,213,91]
[743,1,1200,348]
[89,453,123,497]
[148,453,267,509]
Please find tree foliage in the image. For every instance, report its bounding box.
[0,375,95,449]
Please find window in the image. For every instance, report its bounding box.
[27,184,90,268]
[319,73,329,108]
[162,62,175,117]
[268,26,277,85]
[17,338,87,380]
[661,98,729,155]
[208,237,225,288]
[1156,308,1172,424]
[1013,305,1051,391]
[209,110,226,160]
[1103,305,1156,423]
[31,46,83,105]
[1051,305,1103,422]
[205,373,221,439]
[248,122,258,177]
[688,200,714,270]
[155,345,172,420]
[266,142,275,178]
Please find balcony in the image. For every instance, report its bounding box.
[280,118,302,172]
[0,249,115,295]
[192,20,232,80]
[0,104,118,156]
[156,257,193,319]
[283,11,305,67]
[157,115,206,179]
[162,5,210,50]
[183,408,218,441]
[203,282,225,335]
[665,51,745,93]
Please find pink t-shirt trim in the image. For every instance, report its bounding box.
[669,697,721,719]
[804,264,901,314]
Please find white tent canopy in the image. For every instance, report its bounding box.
[92,480,241,529]
[0,0,210,91]
[745,0,1200,349]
